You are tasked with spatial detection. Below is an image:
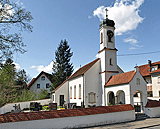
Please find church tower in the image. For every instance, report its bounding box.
[99,8,118,83]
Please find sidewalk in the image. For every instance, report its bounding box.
[87,117,160,129]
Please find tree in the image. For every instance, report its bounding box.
[0,58,17,106]
[0,0,33,62]
[15,69,30,89]
[51,39,73,91]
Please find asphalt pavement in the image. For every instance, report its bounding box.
[87,117,160,129]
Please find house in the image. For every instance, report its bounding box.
[52,9,147,112]
[27,71,53,94]
[139,60,160,98]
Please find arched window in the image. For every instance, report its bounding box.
[109,58,112,65]
[100,33,103,43]
[41,76,45,81]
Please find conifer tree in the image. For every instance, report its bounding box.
[51,39,73,91]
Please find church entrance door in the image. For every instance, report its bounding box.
[59,95,64,106]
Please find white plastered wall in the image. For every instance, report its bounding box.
[151,73,160,97]
[129,71,147,107]
[69,76,83,106]
[84,60,102,107]
[105,84,130,106]
[54,81,69,106]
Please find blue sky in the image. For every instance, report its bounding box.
[11,0,160,79]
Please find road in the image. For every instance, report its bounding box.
[87,117,160,129]
[0,117,160,129]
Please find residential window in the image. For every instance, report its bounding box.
[79,84,81,99]
[88,92,96,104]
[41,76,45,81]
[158,77,160,84]
[159,91,160,97]
[70,87,72,99]
[147,91,153,97]
[74,85,76,99]
[37,84,40,88]
[46,83,50,88]
[137,78,140,85]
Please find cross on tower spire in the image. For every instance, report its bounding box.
[105,8,108,19]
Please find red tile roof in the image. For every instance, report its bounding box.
[145,100,160,108]
[27,78,36,88]
[53,58,100,92]
[105,71,136,86]
[27,71,53,89]
[0,104,134,123]
[139,61,160,76]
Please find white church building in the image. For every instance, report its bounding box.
[52,9,147,112]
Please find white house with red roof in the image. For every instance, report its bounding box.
[28,71,53,94]
[51,9,148,112]
[139,60,160,98]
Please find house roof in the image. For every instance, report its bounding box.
[139,61,160,76]
[105,71,136,86]
[53,58,100,92]
[27,71,53,89]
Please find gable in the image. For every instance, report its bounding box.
[27,71,53,89]
[53,58,100,92]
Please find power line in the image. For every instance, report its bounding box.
[117,50,160,56]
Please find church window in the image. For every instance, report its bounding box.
[53,95,54,101]
[70,87,72,99]
[158,77,160,84]
[41,76,45,81]
[74,85,76,99]
[37,84,40,88]
[109,58,112,65]
[79,84,81,99]
[100,33,103,43]
[137,78,140,85]
[88,92,96,104]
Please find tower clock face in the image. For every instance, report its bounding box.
[107,30,114,38]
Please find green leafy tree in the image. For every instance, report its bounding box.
[37,89,50,100]
[0,0,33,62]
[50,39,73,91]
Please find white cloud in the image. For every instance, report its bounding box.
[88,16,92,19]
[93,0,144,35]
[29,65,37,69]
[123,38,143,49]
[13,63,21,71]
[29,61,54,73]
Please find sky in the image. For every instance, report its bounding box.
[10,0,160,80]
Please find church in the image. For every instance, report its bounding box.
[52,9,148,112]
